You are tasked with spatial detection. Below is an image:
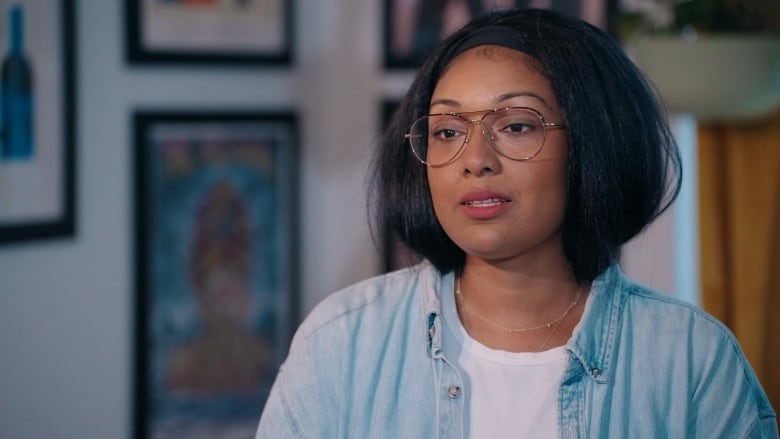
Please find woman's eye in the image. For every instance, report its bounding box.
[499,120,539,135]
[430,124,466,142]
[505,123,531,133]
[433,128,458,139]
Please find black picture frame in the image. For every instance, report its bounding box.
[126,0,294,65]
[0,0,76,244]
[383,0,615,69]
[133,110,299,439]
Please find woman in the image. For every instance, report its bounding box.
[257,9,777,438]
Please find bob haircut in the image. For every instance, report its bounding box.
[370,8,682,283]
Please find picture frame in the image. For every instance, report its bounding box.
[380,100,421,272]
[126,0,293,65]
[383,0,613,69]
[0,0,76,244]
[133,110,299,439]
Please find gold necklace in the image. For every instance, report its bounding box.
[533,310,566,352]
[455,277,584,334]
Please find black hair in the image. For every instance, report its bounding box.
[370,8,682,283]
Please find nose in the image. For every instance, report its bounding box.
[459,119,500,176]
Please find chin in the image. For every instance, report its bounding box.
[457,232,565,264]
[457,241,517,261]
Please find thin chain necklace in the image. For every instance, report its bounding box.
[455,277,584,334]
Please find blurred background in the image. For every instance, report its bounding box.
[0,0,777,437]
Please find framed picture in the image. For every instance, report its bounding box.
[0,0,76,244]
[126,0,293,65]
[133,110,299,439]
[380,100,422,272]
[383,0,612,69]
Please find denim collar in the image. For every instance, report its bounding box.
[421,262,623,384]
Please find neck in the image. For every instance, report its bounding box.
[460,259,579,314]
[454,262,589,352]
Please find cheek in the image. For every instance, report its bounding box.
[535,164,569,220]
[533,143,569,204]
[512,157,568,224]
[538,160,567,191]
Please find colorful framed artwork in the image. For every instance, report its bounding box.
[383,0,613,69]
[126,0,293,65]
[0,0,76,244]
[133,110,299,438]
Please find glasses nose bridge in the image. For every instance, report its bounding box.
[462,113,492,145]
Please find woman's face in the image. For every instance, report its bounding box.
[427,45,569,268]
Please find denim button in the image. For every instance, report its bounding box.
[447,385,461,399]
[591,367,601,377]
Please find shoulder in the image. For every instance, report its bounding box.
[609,270,776,426]
[607,271,744,361]
[293,263,438,341]
[617,274,738,347]
[622,276,718,321]
[260,263,447,437]
[586,266,732,343]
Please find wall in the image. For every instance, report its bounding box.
[0,1,388,437]
[0,1,691,438]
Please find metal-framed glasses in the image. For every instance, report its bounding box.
[405,106,566,167]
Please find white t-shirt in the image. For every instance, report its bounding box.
[442,287,568,438]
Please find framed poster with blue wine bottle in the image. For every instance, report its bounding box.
[0,0,76,244]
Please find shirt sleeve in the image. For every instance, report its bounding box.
[255,317,342,439]
[255,365,307,439]
[747,414,779,439]
[689,316,778,439]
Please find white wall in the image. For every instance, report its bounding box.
[0,1,389,437]
[621,114,699,305]
[0,1,691,438]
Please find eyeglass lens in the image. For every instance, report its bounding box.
[409,108,547,166]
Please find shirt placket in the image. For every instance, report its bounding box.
[428,312,465,439]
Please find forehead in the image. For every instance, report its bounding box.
[432,45,556,109]
[445,45,546,73]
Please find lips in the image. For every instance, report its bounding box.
[463,198,508,207]
[459,190,512,219]
[460,190,511,206]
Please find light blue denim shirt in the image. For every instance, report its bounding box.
[256,262,778,438]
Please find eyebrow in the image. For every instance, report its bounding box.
[430,92,550,109]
